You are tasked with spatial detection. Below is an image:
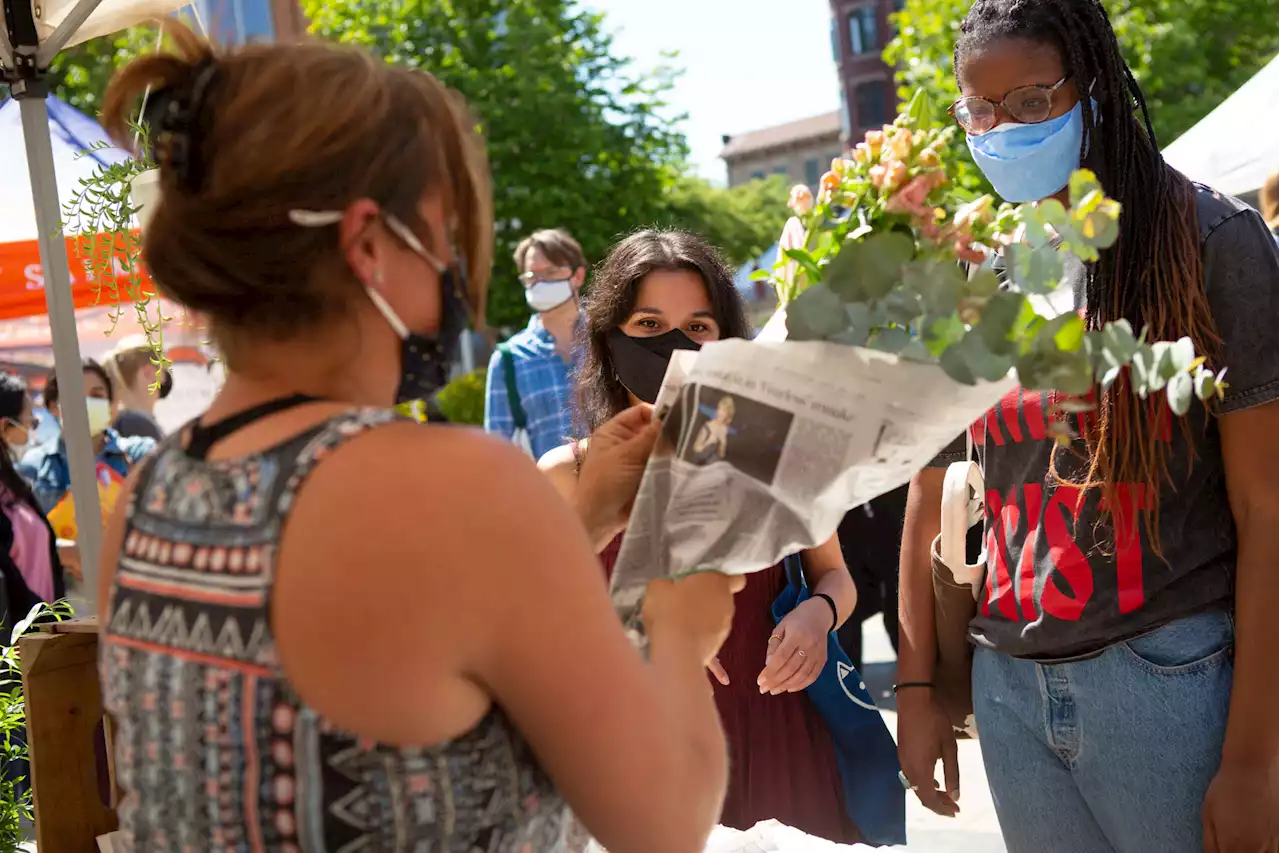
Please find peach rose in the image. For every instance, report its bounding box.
[864,130,885,159]
[787,184,815,216]
[883,160,909,191]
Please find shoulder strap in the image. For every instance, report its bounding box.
[782,553,806,591]
[496,343,528,431]
[185,393,321,460]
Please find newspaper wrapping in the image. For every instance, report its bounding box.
[608,308,1017,624]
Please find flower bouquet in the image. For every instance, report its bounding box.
[609,89,1224,607]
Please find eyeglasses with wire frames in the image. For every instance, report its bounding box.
[948,77,1072,136]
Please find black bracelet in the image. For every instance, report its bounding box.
[812,593,839,633]
[892,681,936,694]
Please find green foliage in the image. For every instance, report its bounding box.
[303,0,689,330]
[883,0,1278,198]
[655,173,791,268]
[45,26,153,116]
[61,125,169,390]
[435,367,488,425]
[766,93,1224,424]
[0,601,74,845]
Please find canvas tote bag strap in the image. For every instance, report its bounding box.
[939,428,984,591]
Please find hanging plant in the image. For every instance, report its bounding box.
[61,120,170,392]
[757,89,1226,432]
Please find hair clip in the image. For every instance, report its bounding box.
[288,210,345,227]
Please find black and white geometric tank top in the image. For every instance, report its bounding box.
[101,406,569,851]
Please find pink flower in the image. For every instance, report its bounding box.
[818,170,841,201]
[869,164,887,188]
[787,184,814,215]
[885,173,938,219]
[777,215,809,296]
[864,130,885,158]
[918,147,941,168]
[883,160,909,191]
[888,128,914,161]
[952,231,987,265]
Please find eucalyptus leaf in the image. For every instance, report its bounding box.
[869,326,913,354]
[1099,319,1138,364]
[1166,371,1194,416]
[958,332,1014,382]
[904,258,965,315]
[1169,336,1197,372]
[835,302,874,346]
[1194,366,1218,401]
[940,343,977,385]
[1005,242,1064,295]
[1050,313,1086,352]
[827,231,915,301]
[966,267,1001,299]
[925,313,966,356]
[1069,169,1103,207]
[785,284,849,340]
[978,290,1025,355]
[1129,343,1157,397]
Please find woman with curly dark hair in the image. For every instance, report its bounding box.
[541,229,861,843]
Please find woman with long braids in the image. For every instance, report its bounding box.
[896,2,1278,851]
[541,229,860,843]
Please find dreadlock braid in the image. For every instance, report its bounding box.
[955,0,1221,551]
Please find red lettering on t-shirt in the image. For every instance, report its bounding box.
[1017,483,1044,621]
[1000,395,1023,444]
[1102,482,1147,614]
[1041,485,1094,621]
[983,487,1021,621]
[1020,391,1048,442]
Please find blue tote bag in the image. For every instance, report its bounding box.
[771,554,906,847]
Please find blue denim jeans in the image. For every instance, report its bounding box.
[973,611,1233,853]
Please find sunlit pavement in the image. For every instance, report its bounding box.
[860,619,1007,853]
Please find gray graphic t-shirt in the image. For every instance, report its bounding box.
[933,186,1278,659]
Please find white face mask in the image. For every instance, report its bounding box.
[85,397,113,437]
[524,279,575,313]
[5,422,29,461]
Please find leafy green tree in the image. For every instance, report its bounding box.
[46,26,153,116]
[656,173,791,268]
[305,0,690,330]
[884,0,1278,196]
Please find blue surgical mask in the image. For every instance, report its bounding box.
[967,101,1086,203]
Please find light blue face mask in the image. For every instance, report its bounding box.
[967,101,1086,203]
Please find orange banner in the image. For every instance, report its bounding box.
[0,231,156,322]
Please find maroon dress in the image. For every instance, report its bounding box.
[599,537,859,843]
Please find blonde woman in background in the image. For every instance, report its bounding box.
[102,335,172,440]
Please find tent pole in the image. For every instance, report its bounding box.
[17,93,104,612]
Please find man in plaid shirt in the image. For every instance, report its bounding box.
[484,228,585,459]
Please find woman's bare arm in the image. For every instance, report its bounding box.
[276,425,728,853]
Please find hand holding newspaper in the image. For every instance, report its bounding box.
[609,90,1226,618]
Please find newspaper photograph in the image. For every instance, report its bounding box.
[608,328,1016,618]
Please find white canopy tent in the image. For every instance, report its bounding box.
[1,0,184,608]
[1163,56,1280,199]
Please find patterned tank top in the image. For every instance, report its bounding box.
[101,406,569,851]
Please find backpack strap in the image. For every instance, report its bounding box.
[496,343,528,432]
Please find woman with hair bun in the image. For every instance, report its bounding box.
[96,24,740,852]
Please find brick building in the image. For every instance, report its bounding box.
[830,0,904,147]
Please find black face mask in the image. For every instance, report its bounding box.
[606,327,702,404]
[398,264,470,404]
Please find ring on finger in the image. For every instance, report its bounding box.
[768,635,782,645]
[797,649,806,658]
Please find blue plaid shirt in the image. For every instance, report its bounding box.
[484,314,577,460]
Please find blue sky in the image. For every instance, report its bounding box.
[584,0,842,184]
